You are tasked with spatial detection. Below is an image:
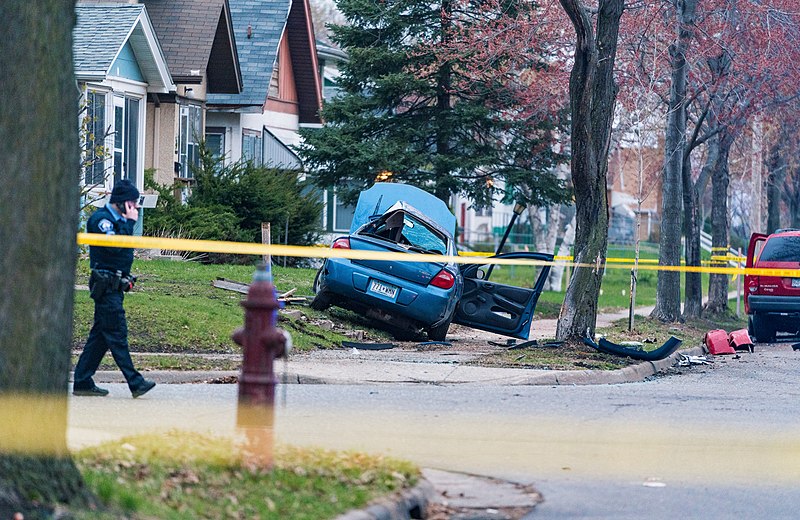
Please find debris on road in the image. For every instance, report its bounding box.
[583,336,683,361]
[677,354,712,366]
[213,278,307,304]
[705,329,736,355]
[418,341,453,347]
[342,341,396,350]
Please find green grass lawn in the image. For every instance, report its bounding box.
[73,258,354,355]
[74,431,418,519]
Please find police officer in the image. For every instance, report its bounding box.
[73,180,156,398]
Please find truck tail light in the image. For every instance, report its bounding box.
[430,269,455,290]
[332,238,350,249]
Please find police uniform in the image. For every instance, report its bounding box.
[73,182,155,398]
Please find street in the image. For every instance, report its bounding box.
[68,343,800,518]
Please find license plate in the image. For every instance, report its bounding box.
[369,279,398,299]
[792,279,800,288]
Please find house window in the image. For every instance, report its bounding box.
[242,129,262,164]
[112,95,139,184]
[205,126,226,163]
[333,191,355,232]
[84,90,107,186]
[179,103,202,178]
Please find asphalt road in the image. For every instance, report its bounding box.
[68,341,800,519]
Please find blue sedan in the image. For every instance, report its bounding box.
[311,183,553,340]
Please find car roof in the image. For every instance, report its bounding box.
[769,229,800,237]
[350,183,456,236]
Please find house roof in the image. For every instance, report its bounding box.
[140,0,243,93]
[207,0,322,123]
[74,4,174,92]
[207,0,290,109]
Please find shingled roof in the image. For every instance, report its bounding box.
[74,4,173,92]
[140,0,242,93]
[207,0,322,122]
[206,0,290,110]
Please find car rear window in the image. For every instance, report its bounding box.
[759,236,800,262]
[361,211,448,254]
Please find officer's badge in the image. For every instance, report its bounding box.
[98,219,115,234]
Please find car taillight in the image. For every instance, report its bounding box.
[332,238,350,249]
[430,269,455,289]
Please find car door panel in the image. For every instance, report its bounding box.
[453,252,554,339]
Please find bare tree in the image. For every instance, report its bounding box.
[0,2,93,515]
[556,0,625,341]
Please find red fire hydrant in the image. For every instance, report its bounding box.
[231,263,289,466]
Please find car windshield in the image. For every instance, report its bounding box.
[361,211,448,254]
[759,236,800,262]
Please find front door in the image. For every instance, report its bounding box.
[452,252,553,339]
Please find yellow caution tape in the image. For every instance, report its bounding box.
[76,233,800,277]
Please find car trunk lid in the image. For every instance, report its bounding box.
[348,235,446,286]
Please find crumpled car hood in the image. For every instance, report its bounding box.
[350,183,456,237]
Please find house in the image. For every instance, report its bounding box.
[205,0,323,170]
[138,0,243,197]
[607,137,663,244]
[78,0,244,202]
[73,3,174,231]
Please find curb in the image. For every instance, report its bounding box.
[84,346,708,387]
[334,478,435,520]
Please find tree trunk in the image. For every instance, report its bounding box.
[434,0,455,203]
[0,1,92,515]
[681,153,703,319]
[556,0,624,341]
[550,215,576,292]
[652,0,696,322]
[765,132,786,234]
[706,128,733,314]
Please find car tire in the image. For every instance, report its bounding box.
[752,313,775,343]
[427,316,452,341]
[310,291,332,311]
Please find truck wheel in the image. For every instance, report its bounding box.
[752,313,775,343]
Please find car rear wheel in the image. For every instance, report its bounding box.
[751,313,775,343]
[427,316,452,341]
[310,268,331,310]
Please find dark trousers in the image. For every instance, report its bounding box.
[73,290,145,391]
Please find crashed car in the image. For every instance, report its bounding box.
[311,183,553,340]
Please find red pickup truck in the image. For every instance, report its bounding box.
[745,229,800,342]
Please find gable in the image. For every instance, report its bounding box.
[142,0,242,93]
[74,3,174,92]
[110,42,145,82]
[206,0,290,110]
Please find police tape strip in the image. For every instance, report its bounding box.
[76,233,800,277]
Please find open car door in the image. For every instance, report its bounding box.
[453,252,553,339]
[744,232,767,313]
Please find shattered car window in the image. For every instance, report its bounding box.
[361,210,448,255]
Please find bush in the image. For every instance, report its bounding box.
[143,145,323,265]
